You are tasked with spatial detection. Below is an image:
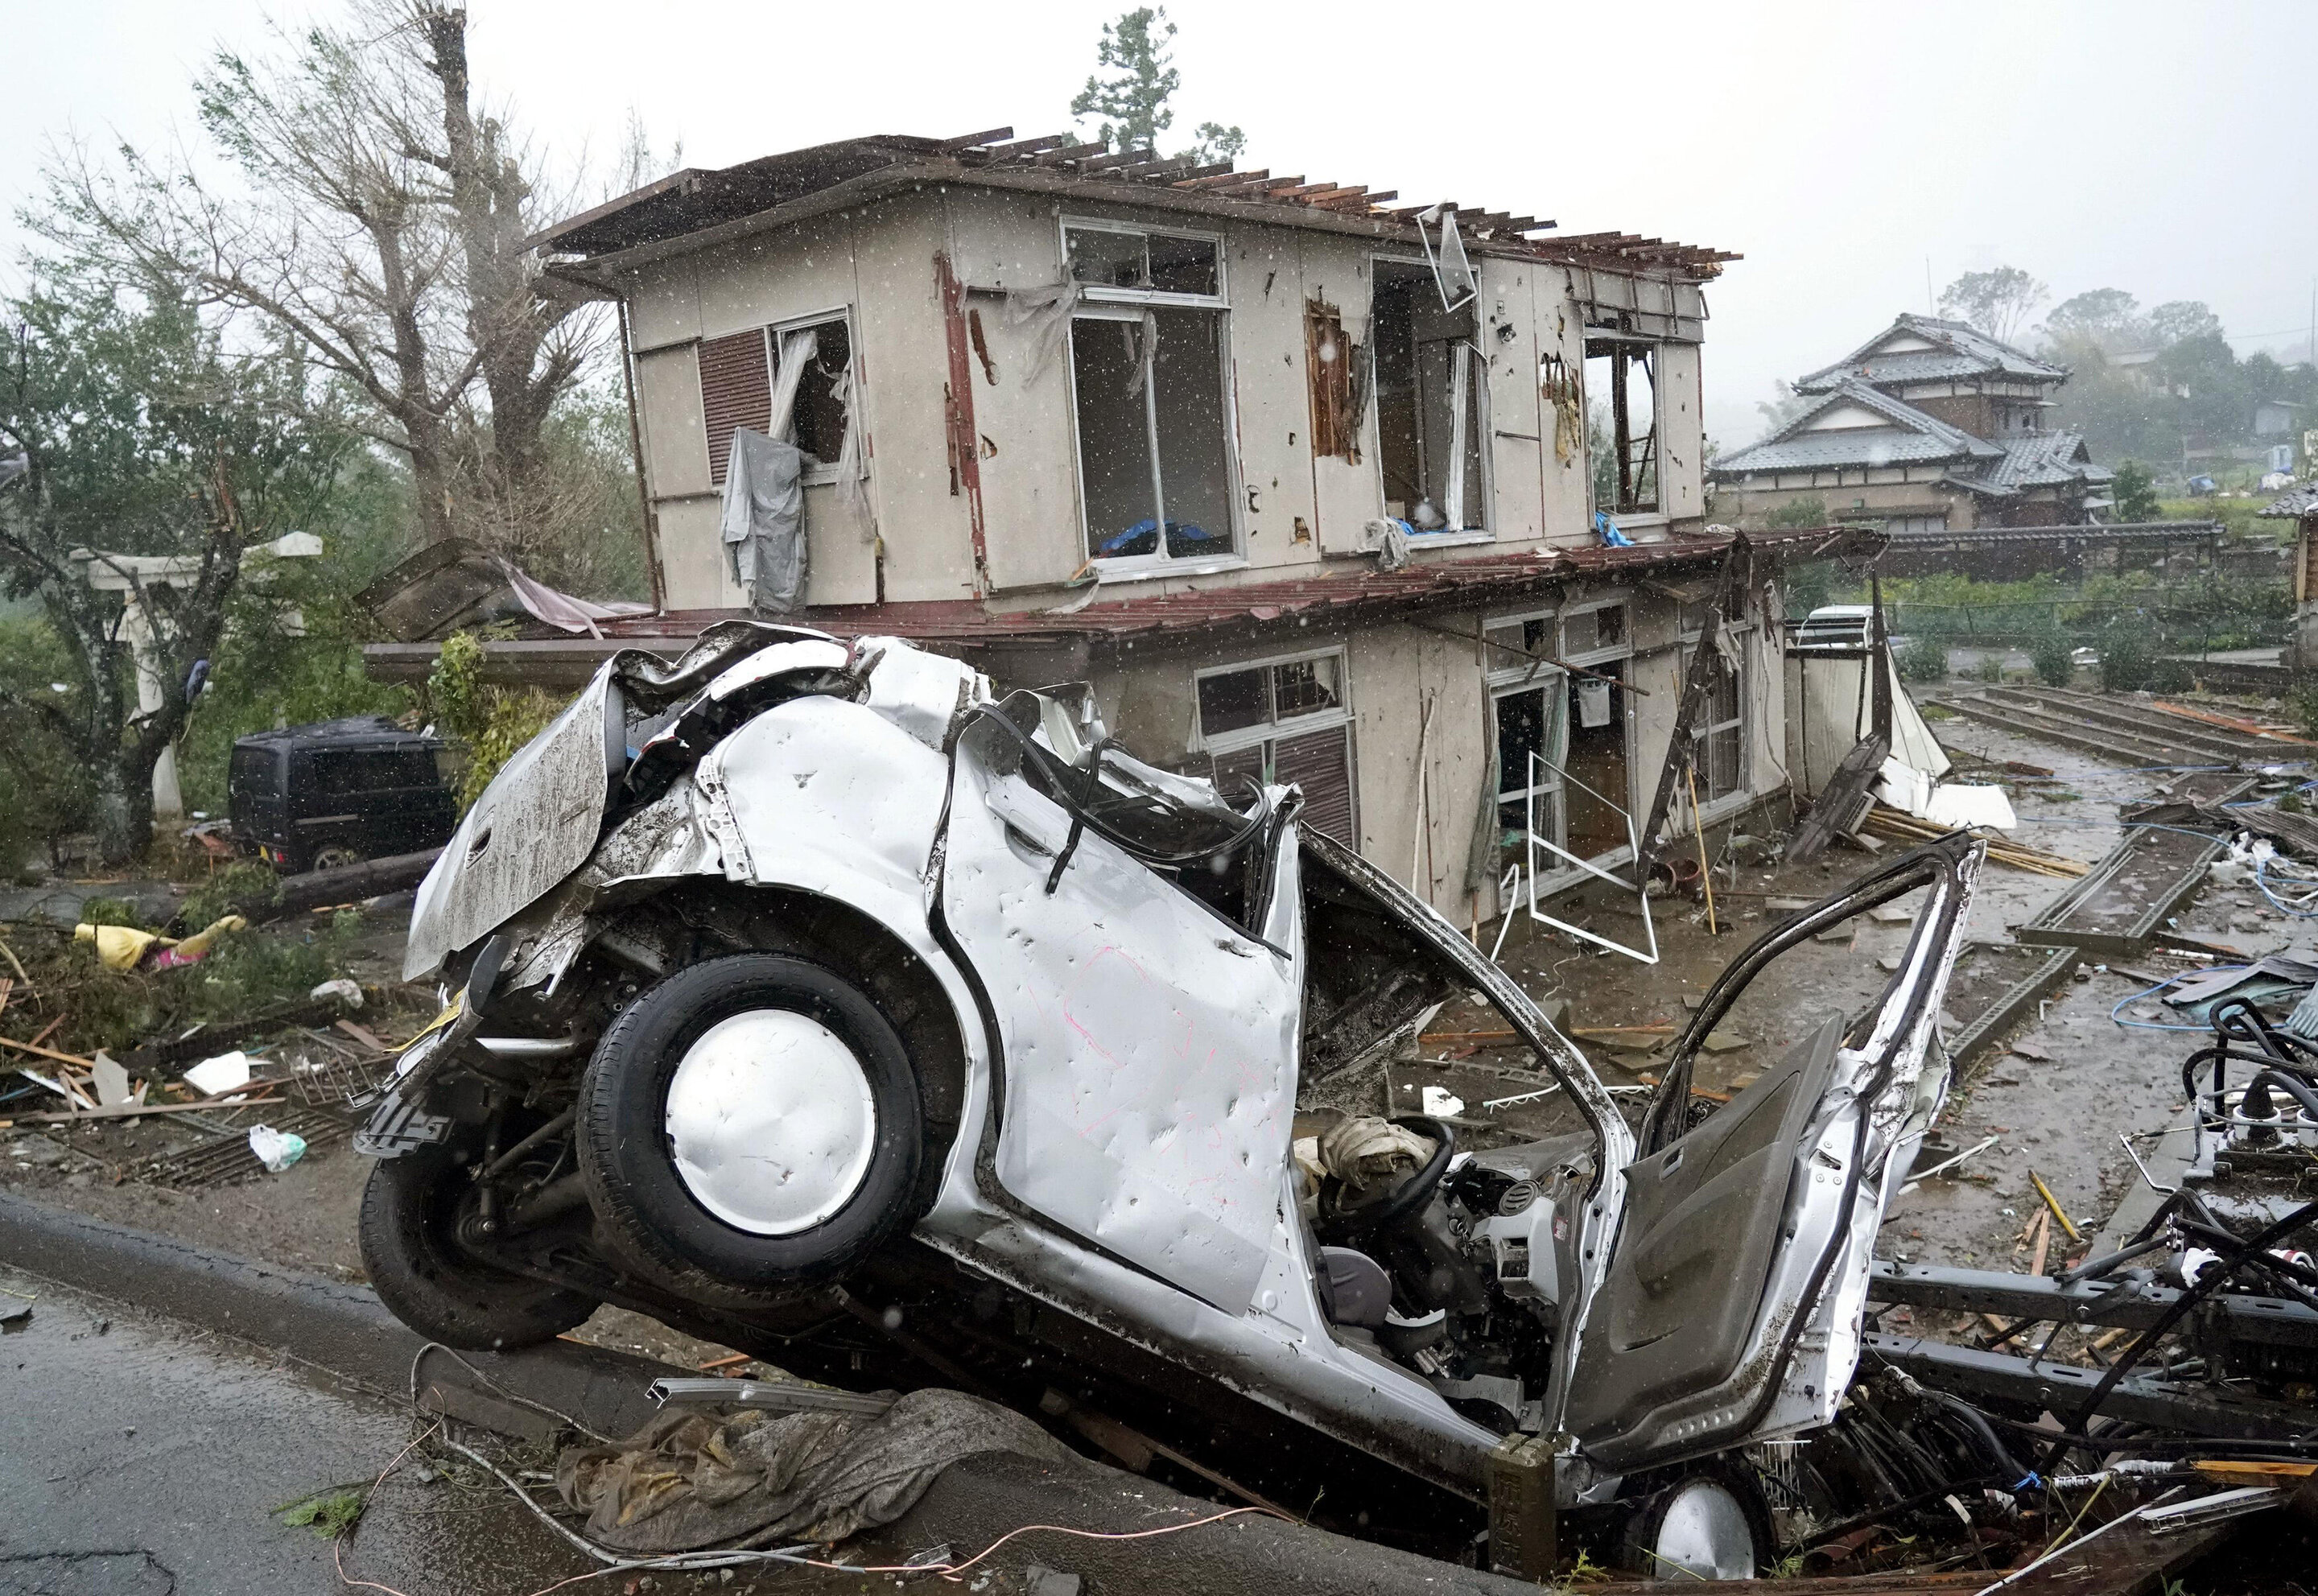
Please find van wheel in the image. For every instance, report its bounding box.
[358,1144,598,1349]
[311,843,363,872]
[577,955,924,1291]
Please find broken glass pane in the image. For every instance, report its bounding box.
[1198,668,1268,737]
[1271,656,1341,718]
[1066,228,1149,290]
[1146,233,1219,297]
[1149,308,1234,558]
[1071,316,1159,558]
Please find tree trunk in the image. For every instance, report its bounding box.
[93,755,141,868]
[422,5,558,551]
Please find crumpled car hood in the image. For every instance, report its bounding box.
[403,622,836,982]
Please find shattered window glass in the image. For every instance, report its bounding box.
[1702,650,1744,802]
[1272,657,1342,719]
[1071,307,1235,564]
[1146,233,1219,297]
[1066,227,1149,290]
[783,317,852,467]
[1198,667,1269,736]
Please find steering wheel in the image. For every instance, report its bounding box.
[1319,1116,1456,1236]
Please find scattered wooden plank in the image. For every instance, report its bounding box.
[335,1019,390,1054]
[0,1091,286,1126]
[0,1033,97,1070]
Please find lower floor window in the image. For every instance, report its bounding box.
[1213,727,1355,843]
[1197,652,1356,842]
[1698,646,1745,803]
[1495,664,1632,862]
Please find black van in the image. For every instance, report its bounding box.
[229,716,460,874]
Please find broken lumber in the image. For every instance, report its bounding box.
[0,1033,97,1070]
[1789,733,1890,863]
[1,1091,286,1125]
[1859,806,2089,877]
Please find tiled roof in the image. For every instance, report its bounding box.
[365,524,1883,684]
[2260,485,2318,518]
[1977,432,2111,494]
[1710,381,1998,476]
[1794,315,2068,394]
[534,126,1737,280]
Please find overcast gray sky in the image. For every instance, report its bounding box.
[11,0,2315,448]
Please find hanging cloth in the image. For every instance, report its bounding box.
[1002,283,1083,386]
[720,428,806,615]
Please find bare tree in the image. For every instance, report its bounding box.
[33,1,595,553]
[1937,266,2049,348]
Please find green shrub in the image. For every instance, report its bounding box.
[181,860,281,929]
[1971,654,2003,683]
[76,897,144,928]
[2147,658,2194,695]
[1897,634,1949,683]
[427,631,567,809]
[2031,631,2077,688]
[181,913,356,1023]
[2098,626,2154,693]
[1783,559,1834,619]
[2295,686,2318,741]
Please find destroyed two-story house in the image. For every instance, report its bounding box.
[1713,315,2114,534]
[379,129,1875,925]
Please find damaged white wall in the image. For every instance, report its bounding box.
[617,184,1709,613]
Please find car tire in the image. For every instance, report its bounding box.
[310,843,363,872]
[1616,1468,1771,1581]
[576,954,925,1292]
[357,1144,598,1350]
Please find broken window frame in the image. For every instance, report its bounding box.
[699,307,863,490]
[1063,299,1243,574]
[1486,611,1566,855]
[1193,646,1355,758]
[1585,331,1660,519]
[1061,218,1227,308]
[1485,600,1635,880]
[1369,256,1494,543]
[1191,647,1358,836]
[1678,600,1754,810]
[770,307,861,487]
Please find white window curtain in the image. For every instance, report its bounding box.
[768,326,819,443]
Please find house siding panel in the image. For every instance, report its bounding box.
[1479,258,1546,546]
[1305,237,1384,558]
[1223,221,1318,574]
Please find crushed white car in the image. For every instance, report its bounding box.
[357,622,1979,1575]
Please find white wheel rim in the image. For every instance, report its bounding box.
[663,1009,877,1235]
[1651,1479,1755,1581]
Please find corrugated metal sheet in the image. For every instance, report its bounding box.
[1788,652,1950,798]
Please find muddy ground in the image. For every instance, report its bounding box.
[2,687,2308,1384]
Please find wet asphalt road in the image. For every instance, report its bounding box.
[0,1263,406,1594]
[0,1264,645,1596]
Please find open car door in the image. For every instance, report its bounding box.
[1560,835,1982,1474]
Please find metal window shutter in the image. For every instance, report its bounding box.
[1273,726,1355,843]
[1211,746,1268,800]
[698,330,770,485]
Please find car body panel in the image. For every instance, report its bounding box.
[1568,837,1978,1473]
[942,720,1303,1316]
